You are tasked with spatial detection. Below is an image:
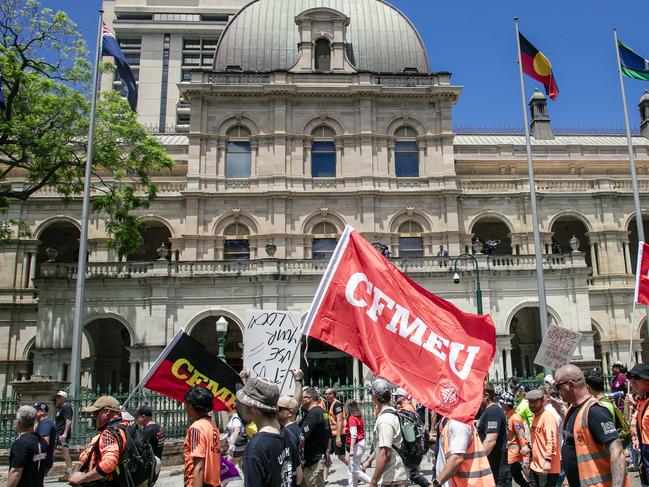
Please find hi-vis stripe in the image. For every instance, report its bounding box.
[190,427,201,451]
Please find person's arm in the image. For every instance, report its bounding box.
[296,465,303,485]
[291,369,303,409]
[70,431,121,485]
[192,458,205,487]
[481,432,498,456]
[369,446,391,487]
[6,467,23,487]
[362,450,375,469]
[542,419,557,473]
[228,426,240,455]
[435,453,465,485]
[335,408,344,447]
[62,418,72,440]
[608,439,627,487]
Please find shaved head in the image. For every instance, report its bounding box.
[555,364,584,383]
[554,364,588,405]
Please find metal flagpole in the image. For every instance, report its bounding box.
[69,10,104,400]
[514,19,551,347]
[614,28,646,366]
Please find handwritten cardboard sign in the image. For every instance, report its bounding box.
[243,310,301,396]
[533,324,582,370]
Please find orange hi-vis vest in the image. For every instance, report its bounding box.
[329,399,346,436]
[440,419,494,487]
[572,398,630,487]
[506,410,529,464]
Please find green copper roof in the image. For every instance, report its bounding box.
[213,0,429,73]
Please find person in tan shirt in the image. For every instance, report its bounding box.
[526,389,560,487]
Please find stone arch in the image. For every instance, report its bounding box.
[508,303,560,377]
[185,309,245,371]
[388,210,432,233]
[505,301,562,330]
[185,308,245,336]
[22,336,36,361]
[212,212,259,235]
[626,212,649,273]
[591,319,603,364]
[547,210,593,233]
[386,116,426,137]
[303,116,345,136]
[83,312,136,345]
[137,214,177,239]
[468,211,515,235]
[469,212,514,255]
[301,211,346,234]
[34,216,81,240]
[623,210,649,233]
[216,116,260,136]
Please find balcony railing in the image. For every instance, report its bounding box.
[39,253,586,280]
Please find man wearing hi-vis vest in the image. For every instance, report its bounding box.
[554,364,629,487]
[432,416,494,487]
[628,363,649,487]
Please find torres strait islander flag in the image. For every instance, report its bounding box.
[141,329,242,412]
[302,226,496,423]
[519,32,559,100]
[634,242,649,305]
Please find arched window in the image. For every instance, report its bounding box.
[223,222,250,260]
[311,125,336,177]
[395,126,419,177]
[226,125,252,178]
[312,221,338,260]
[398,220,423,257]
[314,38,331,72]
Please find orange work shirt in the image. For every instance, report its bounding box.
[183,417,221,487]
[530,410,560,474]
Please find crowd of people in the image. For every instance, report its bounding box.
[5,362,649,487]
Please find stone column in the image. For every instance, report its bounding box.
[589,243,599,275]
[505,349,513,380]
[22,251,31,288]
[28,252,37,288]
[625,241,633,274]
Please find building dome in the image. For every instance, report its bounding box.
[213,0,429,73]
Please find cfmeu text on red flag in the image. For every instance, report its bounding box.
[303,226,496,423]
[635,242,649,305]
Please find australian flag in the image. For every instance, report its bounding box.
[101,24,137,111]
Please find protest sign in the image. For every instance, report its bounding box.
[244,310,301,396]
[533,324,582,370]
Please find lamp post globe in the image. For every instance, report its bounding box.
[215,316,228,361]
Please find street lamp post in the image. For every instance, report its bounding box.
[452,253,483,315]
[215,316,228,361]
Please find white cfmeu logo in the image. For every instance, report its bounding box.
[433,381,461,411]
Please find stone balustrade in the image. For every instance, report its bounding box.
[458,177,649,193]
[39,253,587,280]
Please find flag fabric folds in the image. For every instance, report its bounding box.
[518,32,559,100]
[302,226,496,423]
[618,40,649,81]
[141,328,243,412]
[634,242,649,305]
[101,24,138,111]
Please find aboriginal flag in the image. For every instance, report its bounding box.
[519,32,559,100]
[141,328,242,412]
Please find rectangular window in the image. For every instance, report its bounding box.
[226,141,251,178]
[313,238,337,260]
[182,54,200,65]
[224,240,250,260]
[181,70,192,82]
[312,141,336,177]
[399,237,423,257]
[183,38,201,50]
[395,141,419,177]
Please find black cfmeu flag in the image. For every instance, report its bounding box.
[141,328,242,412]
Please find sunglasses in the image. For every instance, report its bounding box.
[554,380,570,390]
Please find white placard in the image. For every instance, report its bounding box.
[533,324,582,371]
[243,310,301,396]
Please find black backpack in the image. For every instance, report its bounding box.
[380,409,427,467]
[109,423,157,487]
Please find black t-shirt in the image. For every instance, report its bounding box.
[562,402,619,487]
[9,432,47,487]
[36,418,57,469]
[477,403,509,480]
[243,429,301,487]
[141,422,165,458]
[285,422,304,462]
[55,403,73,437]
[299,406,329,467]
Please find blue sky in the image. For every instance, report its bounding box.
[41,0,649,130]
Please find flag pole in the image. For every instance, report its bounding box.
[69,9,104,401]
[614,29,646,365]
[514,19,551,362]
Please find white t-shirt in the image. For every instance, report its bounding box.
[544,404,564,447]
[374,407,409,483]
[436,420,472,487]
[226,413,245,452]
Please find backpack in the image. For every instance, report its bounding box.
[600,397,631,447]
[380,408,427,467]
[110,423,157,487]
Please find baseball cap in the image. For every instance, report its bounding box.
[33,402,49,412]
[499,392,515,406]
[543,374,555,385]
[55,391,67,399]
[525,389,544,401]
[236,377,279,412]
[82,395,121,413]
[628,364,649,381]
[277,396,298,411]
[392,387,409,397]
[369,378,392,401]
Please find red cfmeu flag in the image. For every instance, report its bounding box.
[519,32,559,100]
[303,226,496,423]
[140,329,242,412]
[635,242,649,305]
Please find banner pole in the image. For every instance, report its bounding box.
[514,18,551,374]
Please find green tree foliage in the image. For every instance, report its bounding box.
[0,0,173,257]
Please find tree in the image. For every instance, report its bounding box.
[0,0,173,257]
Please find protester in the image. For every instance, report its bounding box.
[54,391,73,481]
[514,386,534,432]
[182,387,221,487]
[136,405,165,460]
[277,395,305,461]
[477,381,509,486]
[69,396,129,486]
[555,364,629,487]
[538,385,566,486]
[499,392,530,487]
[362,378,409,487]
[33,402,56,476]
[225,409,245,466]
[238,377,303,487]
[299,387,330,487]
[584,368,631,446]
[7,405,47,487]
[611,361,628,409]
[394,388,429,487]
[343,399,371,487]
[324,388,347,469]
[437,245,449,257]
[526,389,560,487]
[392,388,416,413]
[628,363,649,487]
